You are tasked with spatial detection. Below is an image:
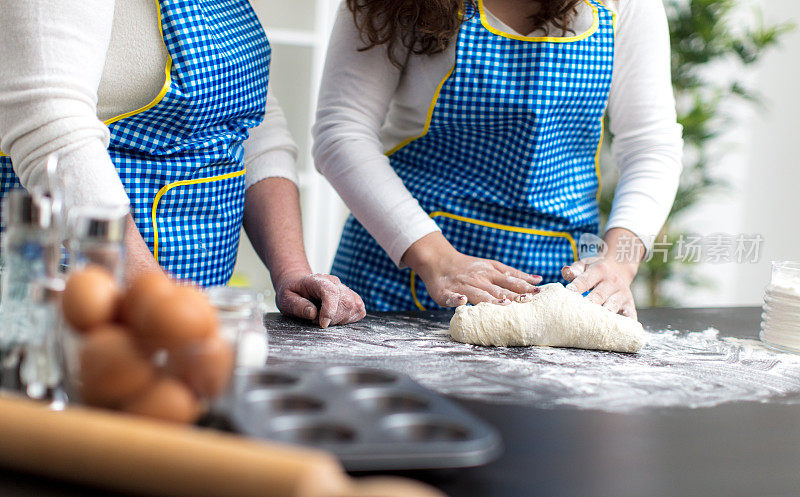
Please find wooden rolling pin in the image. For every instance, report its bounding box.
[0,395,444,497]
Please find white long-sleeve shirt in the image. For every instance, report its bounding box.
[0,0,298,210]
[313,0,684,266]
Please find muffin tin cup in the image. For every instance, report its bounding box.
[231,366,502,471]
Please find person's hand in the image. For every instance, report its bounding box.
[561,228,644,319]
[562,256,637,318]
[275,270,366,328]
[402,232,542,307]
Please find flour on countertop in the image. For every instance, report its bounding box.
[264,314,800,413]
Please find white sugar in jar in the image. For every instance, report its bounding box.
[761,261,800,353]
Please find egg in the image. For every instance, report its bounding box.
[167,334,234,398]
[140,285,218,349]
[122,376,200,424]
[122,271,175,334]
[62,265,121,332]
[79,325,155,407]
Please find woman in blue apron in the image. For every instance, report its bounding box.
[0,0,365,328]
[313,0,683,317]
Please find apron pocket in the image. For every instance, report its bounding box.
[151,169,246,286]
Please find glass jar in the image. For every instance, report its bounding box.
[0,190,64,399]
[67,205,128,281]
[760,261,800,353]
[206,286,268,369]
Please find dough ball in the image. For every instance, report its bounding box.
[449,283,646,353]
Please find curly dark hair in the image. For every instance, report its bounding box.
[346,0,583,67]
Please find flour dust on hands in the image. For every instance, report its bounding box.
[276,272,366,328]
[424,255,543,308]
[562,256,638,319]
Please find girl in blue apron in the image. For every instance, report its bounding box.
[0,0,365,328]
[313,0,683,316]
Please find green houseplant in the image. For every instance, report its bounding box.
[598,0,794,306]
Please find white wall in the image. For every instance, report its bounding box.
[614,0,800,308]
[732,0,800,304]
[683,0,800,307]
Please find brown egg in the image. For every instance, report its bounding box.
[79,325,155,407]
[167,334,234,398]
[140,285,218,350]
[121,271,175,334]
[122,377,200,424]
[62,265,121,332]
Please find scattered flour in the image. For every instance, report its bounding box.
[265,314,800,413]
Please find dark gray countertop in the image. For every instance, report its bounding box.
[3,307,800,497]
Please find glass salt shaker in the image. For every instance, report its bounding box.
[20,277,66,402]
[0,190,64,398]
[67,205,128,280]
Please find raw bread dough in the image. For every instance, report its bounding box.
[449,283,646,353]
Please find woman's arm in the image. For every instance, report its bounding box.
[244,89,365,327]
[313,5,540,306]
[562,0,684,317]
[243,178,366,328]
[312,6,439,267]
[604,0,683,246]
[0,0,130,208]
[0,0,162,280]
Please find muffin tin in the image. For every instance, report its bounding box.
[230,366,502,471]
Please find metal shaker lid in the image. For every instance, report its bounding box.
[2,189,53,229]
[70,205,129,243]
[206,286,260,313]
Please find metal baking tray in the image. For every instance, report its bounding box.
[229,365,502,471]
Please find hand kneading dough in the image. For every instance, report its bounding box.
[449,283,646,353]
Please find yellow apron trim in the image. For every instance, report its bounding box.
[409,211,579,311]
[105,0,172,126]
[227,273,251,288]
[385,64,455,157]
[0,0,171,154]
[150,169,246,263]
[477,0,599,43]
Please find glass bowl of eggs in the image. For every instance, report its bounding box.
[60,266,236,424]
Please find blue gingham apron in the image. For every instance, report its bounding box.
[0,0,269,287]
[331,0,615,311]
